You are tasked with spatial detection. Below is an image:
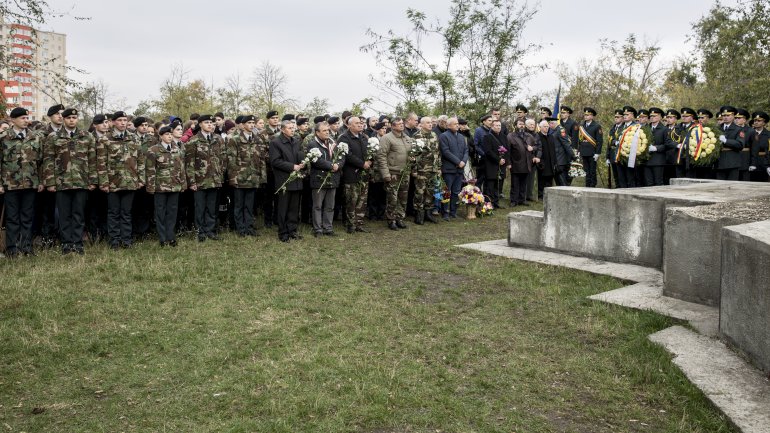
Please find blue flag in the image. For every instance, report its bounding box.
[553,84,561,122]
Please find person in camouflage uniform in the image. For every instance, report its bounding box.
[98,111,145,249]
[377,117,413,230]
[227,115,262,237]
[132,116,158,240]
[339,116,372,233]
[36,104,65,248]
[43,108,99,255]
[411,116,441,224]
[185,114,225,242]
[146,125,186,247]
[0,107,44,257]
[86,114,110,242]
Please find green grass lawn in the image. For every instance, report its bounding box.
[0,205,733,432]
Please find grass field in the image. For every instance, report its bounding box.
[0,204,734,432]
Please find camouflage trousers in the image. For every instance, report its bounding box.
[344,182,369,229]
[384,175,409,222]
[413,171,438,213]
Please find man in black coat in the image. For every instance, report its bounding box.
[715,106,746,180]
[644,108,669,186]
[577,107,603,187]
[339,116,372,233]
[269,121,306,242]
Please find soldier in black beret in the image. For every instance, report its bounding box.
[327,116,341,140]
[313,115,325,124]
[281,114,295,122]
[605,109,625,188]
[34,104,67,248]
[749,111,770,182]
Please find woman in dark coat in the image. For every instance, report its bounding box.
[482,119,509,208]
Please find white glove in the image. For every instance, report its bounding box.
[749,166,756,172]
[649,145,657,152]
[677,143,682,149]
[593,154,599,162]
[719,135,727,143]
[605,159,611,167]
[767,167,770,176]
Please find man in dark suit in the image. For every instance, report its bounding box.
[577,107,603,187]
[643,108,669,186]
[715,106,745,180]
[439,117,469,220]
[269,121,305,242]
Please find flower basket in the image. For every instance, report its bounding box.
[465,203,477,220]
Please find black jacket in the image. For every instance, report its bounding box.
[269,133,304,192]
[308,137,345,189]
[482,131,509,179]
[646,123,669,167]
[716,123,746,170]
[577,121,603,156]
[338,130,369,184]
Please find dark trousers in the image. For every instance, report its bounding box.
[538,173,554,198]
[643,166,665,187]
[154,192,179,243]
[300,178,312,224]
[34,189,57,241]
[261,170,276,226]
[476,167,487,195]
[610,161,620,188]
[176,190,195,232]
[107,190,135,246]
[443,172,463,217]
[616,165,636,188]
[582,156,598,187]
[485,177,501,208]
[56,189,88,250]
[675,164,687,179]
[750,167,769,182]
[526,168,535,200]
[367,181,386,220]
[217,182,234,231]
[5,189,36,254]
[233,188,256,234]
[555,166,569,186]
[86,189,108,241]
[663,165,676,185]
[276,190,301,238]
[194,188,218,237]
[132,188,153,238]
[739,170,750,182]
[716,169,739,181]
[511,172,529,205]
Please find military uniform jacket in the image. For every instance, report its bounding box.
[716,123,746,170]
[269,133,304,192]
[561,118,577,149]
[145,142,186,194]
[97,129,144,192]
[576,121,603,157]
[606,123,623,160]
[138,133,158,154]
[750,128,770,168]
[740,126,753,170]
[185,131,225,189]
[308,136,345,189]
[227,131,262,189]
[646,123,669,167]
[412,129,441,174]
[44,127,99,189]
[338,130,369,184]
[0,128,43,190]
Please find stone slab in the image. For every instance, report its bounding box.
[507,210,543,248]
[650,326,770,433]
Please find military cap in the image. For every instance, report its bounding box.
[680,107,696,116]
[214,112,224,119]
[374,122,386,130]
[234,115,244,124]
[9,107,28,118]
[92,114,107,124]
[197,114,214,123]
[665,109,681,119]
[296,117,308,126]
[515,104,529,114]
[697,108,714,119]
[110,111,127,120]
[62,108,79,118]
[637,109,650,118]
[735,108,750,119]
[281,113,295,122]
[648,107,664,116]
[266,110,279,119]
[583,107,597,116]
[480,114,492,123]
[613,109,624,116]
[540,107,553,116]
[719,105,737,116]
[544,116,559,122]
[132,116,147,127]
[622,106,637,116]
[158,125,173,135]
[190,113,200,121]
[458,118,468,125]
[327,116,340,124]
[47,104,65,117]
[752,111,769,123]
[560,105,573,114]
[242,115,256,123]
[313,115,325,124]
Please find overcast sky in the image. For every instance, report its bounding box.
[45,0,733,116]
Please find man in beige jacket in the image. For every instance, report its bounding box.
[376,117,413,230]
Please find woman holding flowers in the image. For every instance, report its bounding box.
[309,122,345,237]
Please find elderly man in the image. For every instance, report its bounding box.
[377,117,412,230]
[412,116,441,224]
[404,112,419,137]
[439,117,469,220]
[308,122,344,236]
[339,115,372,233]
[270,120,305,242]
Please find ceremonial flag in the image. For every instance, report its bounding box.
[553,84,561,122]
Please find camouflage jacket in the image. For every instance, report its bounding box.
[145,142,186,193]
[97,129,145,192]
[412,129,441,174]
[43,127,99,189]
[0,128,44,190]
[227,130,263,188]
[184,131,225,189]
[137,133,158,154]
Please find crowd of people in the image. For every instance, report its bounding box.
[1,102,768,257]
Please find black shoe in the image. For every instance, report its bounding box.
[346,226,355,234]
[198,236,206,243]
[424,212,438,223]
[355,227,370,233]
[61,245,72,255]
[160,241,166,247]
[314,231,322,238]
[208,234,221,241]
[74,247,85,255]
[110,244,121,250]
[264,222,273,229]
[169,240,177,247]
[414,214,424,225]
[324,231,336,236]
[279,236,290,242]
[289,232,303,240]
[122,243,132,249]
[396,221,407,229]
[23,250,36,257]
[388,221,398,230]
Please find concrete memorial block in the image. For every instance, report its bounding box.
[664,198,770,306]
[720,220,770,374]
[507,210,543,248]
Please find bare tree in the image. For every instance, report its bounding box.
[249,61,296,113]
[217,73,252,117]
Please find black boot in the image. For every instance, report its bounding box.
[424,211,438,223]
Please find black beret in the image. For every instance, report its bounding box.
[281,114,295,122]
[613,109,624,116]
[132,116,147,127]
[296,117,308,126]
[327,116,340,124]
[241,115,255,123]
[735,108,750,119]
[622,106,637,117]
[719,105,736,116]
[313,115,325,124]
[560,105,573,114]
[752,111,769,123]
[515,104,529,113]
[214,112,224,119]
[266,110,279,119]
[9,107,28,118]
[680,107,696,116]
[648,107,664,116]
[583,107,597,116]
[480,114,492,122]
[111,111,128,120]
[539,107,553,116]
[458,118,468,125]
[697,108,714,118]
[92,114,107,124]
[62,108,79,118]
[374,122,386,130]
[197,114,213,123]
[47,104,65,117]
[665,109,681,119]
[158,126,173,135]
[234,115,244,124]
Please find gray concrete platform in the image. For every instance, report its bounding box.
[650,326,770,433]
